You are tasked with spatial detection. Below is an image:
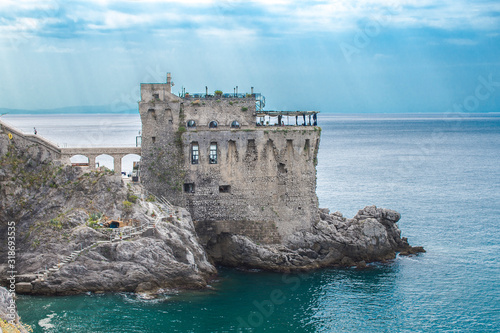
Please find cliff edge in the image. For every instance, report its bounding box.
[207,206,424,271]
[0,122,423,296]
[0,133,216,295]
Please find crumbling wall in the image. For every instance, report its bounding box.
[139,83,321,245]
[182,128,321,243]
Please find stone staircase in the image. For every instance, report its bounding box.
[15,190,177,294]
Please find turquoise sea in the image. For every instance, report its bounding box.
[5,113,500,332]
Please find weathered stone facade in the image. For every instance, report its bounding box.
[139,75,321,244]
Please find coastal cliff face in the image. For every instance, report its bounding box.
[0,124,423,296]
[0,136,216,295]
[0,287,29,332]
[206,206,424,271]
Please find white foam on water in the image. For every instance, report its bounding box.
[38,312,56,330]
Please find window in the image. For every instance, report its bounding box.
[187,120,196,128]
[209,121,218,129]
[184,183,195,193]
[231,121,240,129]
[153,93,159,99]
[209,143,218,164]
[148,108,156,120]
[191,143,199,164]
[152,137,156,143]
[219,185,231,193]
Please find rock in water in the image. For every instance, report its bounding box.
[206,205,424,271]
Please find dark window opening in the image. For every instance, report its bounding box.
[304,139,310,150]
[184,183,195,193]
[191,143,199,164]
[209,121,218,129]
[219,185,231,193]
[187,120,196,128]
[278,163,287,174]
[148,108,156,120]
[231,121,240,129]
[209,143,218,164]
[152,137,156,143]
[153,93,159,99]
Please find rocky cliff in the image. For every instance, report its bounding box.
[206,206,424,271]
[0,127,423,296]
[0,286,29,332]
[0,138,216,295]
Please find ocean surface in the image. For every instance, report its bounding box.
[5,113,500,332]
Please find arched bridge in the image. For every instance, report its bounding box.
[61,147,141,174]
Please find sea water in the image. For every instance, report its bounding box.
[5,113,500,332]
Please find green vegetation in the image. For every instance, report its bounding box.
[214,90,223,96]
[89,211,103,221]
[123,200,133,213]
[0,318,33,332]
[87,211,103,229]
[241,107,248,111]
[127,193,138,203]
[49,218,63,230]
[146,195,156,202]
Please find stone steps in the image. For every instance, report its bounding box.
[18,199,172,294]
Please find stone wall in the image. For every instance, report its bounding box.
[0,120,61,162]
[139,83,321,244]
[182,128,320,242]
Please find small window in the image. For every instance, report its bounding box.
[219,185,231,193]
[153,93,159,99]
[231,121,240,129]
[184,183,195,193]
[148,108,156,120]
[191,143,199,164]
[152,137,156,143]
[209,121,218,129]
[209,143,218,164]
[187,120,196,128]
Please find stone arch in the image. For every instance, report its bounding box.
[70,154,90,167]
[230,120,241,129]
[187,120,196,128]
[209,120,218,129]
[122,153,141,176]
[95,154,114,171]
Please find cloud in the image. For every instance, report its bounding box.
[1,0,499,40]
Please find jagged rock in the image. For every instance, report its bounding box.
[206,206,423,271]
[0,128,423,295]
[18,208,216,295]
[0,141,216,295]
[0,286,29,332]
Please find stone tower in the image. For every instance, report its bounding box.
[139,74,321,244]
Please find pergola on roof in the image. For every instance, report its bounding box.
[256,110,319,117]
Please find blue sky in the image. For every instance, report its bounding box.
[0,0,499,113]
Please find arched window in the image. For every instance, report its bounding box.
[231,121,240,129]
[209,121,218,129]
[187,120,196,128]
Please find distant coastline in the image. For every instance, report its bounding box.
[0,105,138,115]
[2,105,499,116]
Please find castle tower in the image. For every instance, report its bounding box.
[139,74,320,244]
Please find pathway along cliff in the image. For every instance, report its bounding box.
[0,126,423,296]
